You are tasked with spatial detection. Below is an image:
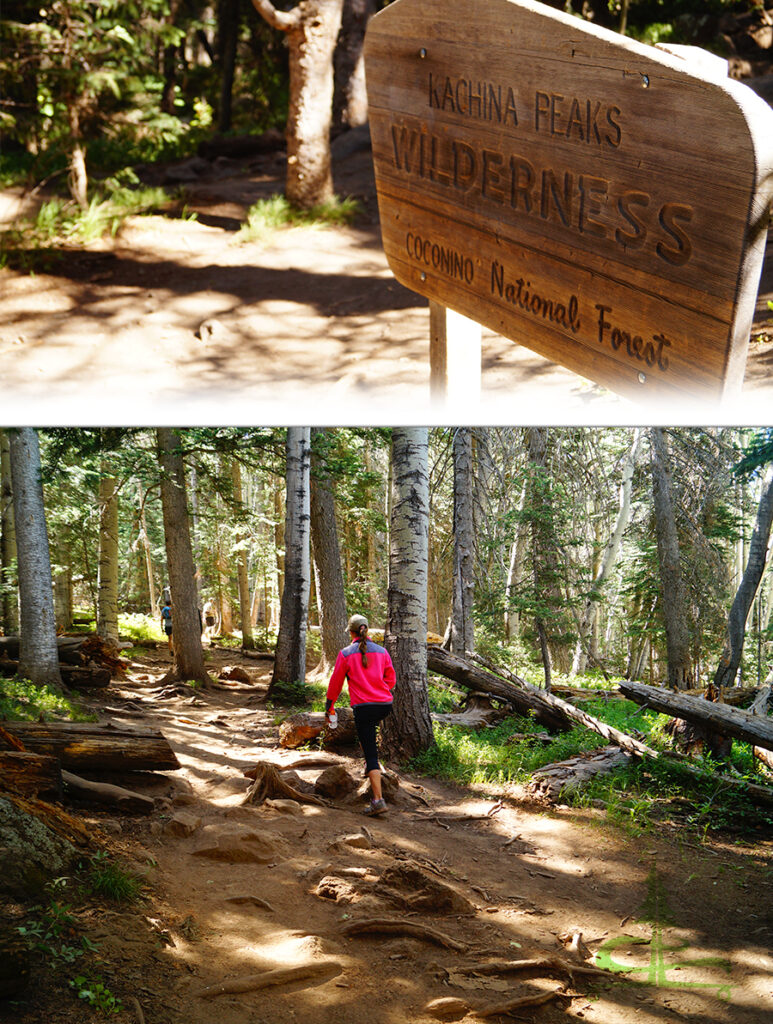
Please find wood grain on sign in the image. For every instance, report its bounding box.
[364,0,773,401]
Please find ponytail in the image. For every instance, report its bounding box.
[357,624,368,667]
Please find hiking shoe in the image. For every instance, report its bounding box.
[364,798,387,816]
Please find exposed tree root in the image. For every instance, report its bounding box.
[224,894,275,912]
[198,961,342,999]
[475,985,566,1017]
[458,955,618,982]
[128,995,145,1024]
[341,918,468,952]
[243,760,327,807]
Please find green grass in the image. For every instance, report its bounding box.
[236,193,361,245]
[118,612,165,645]
[413,691,773,837]
[0,676,93,722]
[86,853,142,903]
[0,177,171,271]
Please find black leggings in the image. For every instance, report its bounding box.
[353,702,392,772]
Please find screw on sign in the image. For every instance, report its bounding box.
[364,0,773,404]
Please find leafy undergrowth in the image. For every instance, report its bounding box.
[0,677,94,723]
[416,678,773,840]
[10,855,144,1020]
[235,194,361,245]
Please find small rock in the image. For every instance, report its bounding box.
[314,765,357,799]
[314,876,359,903]
[335,832,371,851]
[163,812,201,837]
[424,997,470,1020]
[263,799,303,815]
[192,826,282,863]
[196,318,227,342]
[219,665,251,684]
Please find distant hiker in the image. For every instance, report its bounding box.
[161,603,173,652]
[325,614,395,816]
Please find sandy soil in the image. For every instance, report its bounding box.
[0,137,771,425]
[7,644,773,1024]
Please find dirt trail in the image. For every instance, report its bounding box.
[1,139,772,424]
[13,645,773,1024]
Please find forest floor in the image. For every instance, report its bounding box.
[6,643,773,1024]
[0,126,772,424]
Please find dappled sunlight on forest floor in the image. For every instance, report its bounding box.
[2,140,771,424]
[9,642,773,1024]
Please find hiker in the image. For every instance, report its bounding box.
[161,602,173,653]
[325,614,396,816]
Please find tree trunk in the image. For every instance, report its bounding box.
[271,428,311,689]
[218,0,240,132]
[310,429,348,676]
[650,428,692,689]
[137,478,157,615]
[1,430,19,634]
[8,429,63,691]
[157,429,211,686]
[572,429,641,675]
[96,467,120,642]
[713,465,773,689]
[448,427,475,656]
[251,0,344,208]
[231,459,256,649]
[381,428,434,760]
[333,0,375,130]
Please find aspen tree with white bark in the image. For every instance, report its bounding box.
[231,459,256,650]
[8,428,63,691]
[382,428,434,760]
[270,428,311,690]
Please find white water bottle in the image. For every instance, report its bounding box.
[328,711,338,730]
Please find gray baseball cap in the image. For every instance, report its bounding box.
[347,614,368,633]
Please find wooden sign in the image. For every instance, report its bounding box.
[364,0,773,402]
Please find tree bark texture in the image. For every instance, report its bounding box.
[310,429,348,676]
[572,429,641,675]
[97,468,119,641]
[0,430,19,634]
[382,428,434,760]
[650,428,692,689]
[271,428,311,688]
[449,427,475,656]
[2,721,181,772]
[137,478,157,615]
[251,0,344,207]
[157,429,210,686]
[333,0,375,129]
[8,428,63,691]
[231,459,256,649]
[619,680,773,754]
[713,464,773,689]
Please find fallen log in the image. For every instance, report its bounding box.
[427,647,570,733]
[278,708,358,749]
[0,751,63,800]
[619,680,773,754]
[527,747,631,803]
[1,722,180,772]
[0,660,111,689]
[61,770,155,814]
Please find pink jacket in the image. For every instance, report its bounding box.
[326,640,396,708]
